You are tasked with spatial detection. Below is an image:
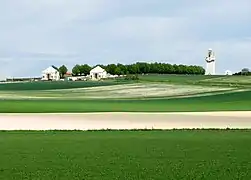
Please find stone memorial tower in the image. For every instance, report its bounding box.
[205,48,216,75]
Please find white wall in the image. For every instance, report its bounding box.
[90,71,107,80]
[41,70,60,81]
[205,61,216,75]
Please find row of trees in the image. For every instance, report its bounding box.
[105,62,205,75]
[72,64,92,76]
[57,62,206,78]
[233,68,251,76]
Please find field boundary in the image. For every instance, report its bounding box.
[1,111,251,115]
[1,111,251,130]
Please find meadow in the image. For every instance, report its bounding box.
[0,130,251,180]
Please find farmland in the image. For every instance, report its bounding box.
[1,130,251,180]
[0,90,251,113]
[140,74,251,87]
[0,83,236,100]
[1,75,251,179]
[0,80,130,91]
[0,74,251,112]
[139,74,222,83]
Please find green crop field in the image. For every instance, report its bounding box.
[0,130,251,180]
[0,80,130,91]
[199,75,251,85]
[140,74,251,87]
[1,74,251,113]
[1,75,251,179]
[139,74,224,83]
[0,82,236,100]
[0,90,251,113]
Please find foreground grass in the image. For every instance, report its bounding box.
[0,130,251,180]
[0,90,251,112]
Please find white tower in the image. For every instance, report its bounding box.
[205,48,216,75]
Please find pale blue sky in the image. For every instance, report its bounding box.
[0,0,251,78]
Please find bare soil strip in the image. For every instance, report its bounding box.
[1,112,251,130]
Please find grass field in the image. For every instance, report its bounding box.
[0,130,251,180]
[0,90,250,112]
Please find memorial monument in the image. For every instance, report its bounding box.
[205,48,216,75]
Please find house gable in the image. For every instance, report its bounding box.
[90,66,106,73]
[42,66,59,74]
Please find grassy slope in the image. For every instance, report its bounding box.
[0,130,251,180]
[0,90,251,112]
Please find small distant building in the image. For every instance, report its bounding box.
[225,70,232,75]
[41,65,60,81]
[65,72,72,76]
[90,66,107,80]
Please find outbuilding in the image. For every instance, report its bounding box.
[225,70,232,75]
[90,66,107,80]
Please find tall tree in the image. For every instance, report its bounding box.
[106,64,117,75]
[59,65,68,78]
[117,63,127,75]
[80,64,92,75]
[241,68,250,75]
[72,64,81,76]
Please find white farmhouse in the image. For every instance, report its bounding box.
[90,66,107,80]
[41,66,60,81]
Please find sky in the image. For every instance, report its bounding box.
[0,0,251,78]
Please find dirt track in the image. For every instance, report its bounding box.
[1,112,251,130]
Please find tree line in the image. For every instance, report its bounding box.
[233,68,251,76]
[57,62,205,78]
